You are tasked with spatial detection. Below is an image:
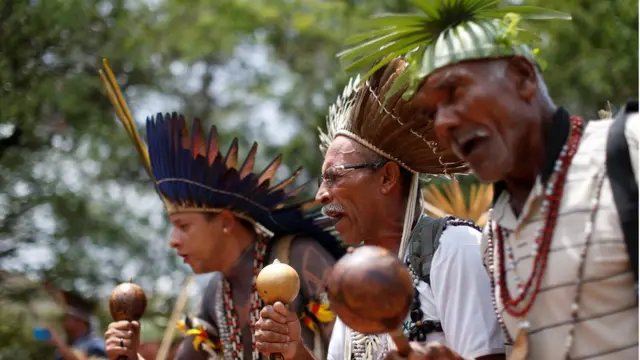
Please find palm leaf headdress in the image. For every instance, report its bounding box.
[338,0,571,100]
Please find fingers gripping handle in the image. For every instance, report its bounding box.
[268,303,291,360]
[389,328,411,357]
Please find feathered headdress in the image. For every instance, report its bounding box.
[338,0,571,101]
[99,59,344,259]
[319,59,467,259]
[320,57,467,175]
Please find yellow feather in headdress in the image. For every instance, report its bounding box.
[423,180,493,227]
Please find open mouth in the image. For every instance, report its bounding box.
[321,204,345,225]
[325,211,344,227]
[453,129,490,158]
[315,214,343,227]
[325,213,345,227]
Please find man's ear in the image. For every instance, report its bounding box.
[506,56,538,102]
[379,162,402,195]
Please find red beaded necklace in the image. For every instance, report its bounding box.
[490,116,584,319]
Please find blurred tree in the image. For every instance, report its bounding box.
[522,0,638,117]
[0,0,188,357]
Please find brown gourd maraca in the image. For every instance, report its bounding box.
[256,259,301,360]
[109,281,147,360]
[325,245,414,355]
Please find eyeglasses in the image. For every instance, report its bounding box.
[318,162,387,188]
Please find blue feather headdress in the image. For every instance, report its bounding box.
[99,59,345,259]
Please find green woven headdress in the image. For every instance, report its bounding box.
[338,0,571,101]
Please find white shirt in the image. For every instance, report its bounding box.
[482,117,639,359]
[328,225,505,359]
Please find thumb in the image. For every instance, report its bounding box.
[273,302,288,316]
[273,302,297,322]
[131,321,141,335]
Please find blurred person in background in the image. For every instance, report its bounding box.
[96,77,345,360]
[48,291,107,360]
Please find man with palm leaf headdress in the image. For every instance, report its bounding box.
[97,61,344,360]
[339,1,638,359]
[254,59,505,359]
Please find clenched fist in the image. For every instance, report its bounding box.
[104,320,141,360]
[254,302,301,359]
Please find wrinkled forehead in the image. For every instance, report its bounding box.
[322,136,368,172]
[422,59,506,88]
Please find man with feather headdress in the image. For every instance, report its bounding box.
[254,59,505,360]
[97,61,344,360]
[337,1,639,359]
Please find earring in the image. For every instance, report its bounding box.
[223,228,229,234]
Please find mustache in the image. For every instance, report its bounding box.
[321,203,345,217]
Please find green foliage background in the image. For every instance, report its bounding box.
[0,0,636,357]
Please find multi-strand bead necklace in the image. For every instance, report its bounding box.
[486,116,585,350]
[215,235,269,360]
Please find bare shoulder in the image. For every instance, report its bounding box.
[198,273,222,326]
[289,235,337,297]
[289,235,337,271]
[202,273,222,302]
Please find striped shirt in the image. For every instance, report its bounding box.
[481,109,639,360]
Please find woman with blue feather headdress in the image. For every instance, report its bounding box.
[98,60,345,360]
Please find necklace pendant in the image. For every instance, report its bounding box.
[509,328,529,360]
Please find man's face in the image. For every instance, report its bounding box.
[316,136,386,246]
[418,57,539,182]
[168,212,228,274]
